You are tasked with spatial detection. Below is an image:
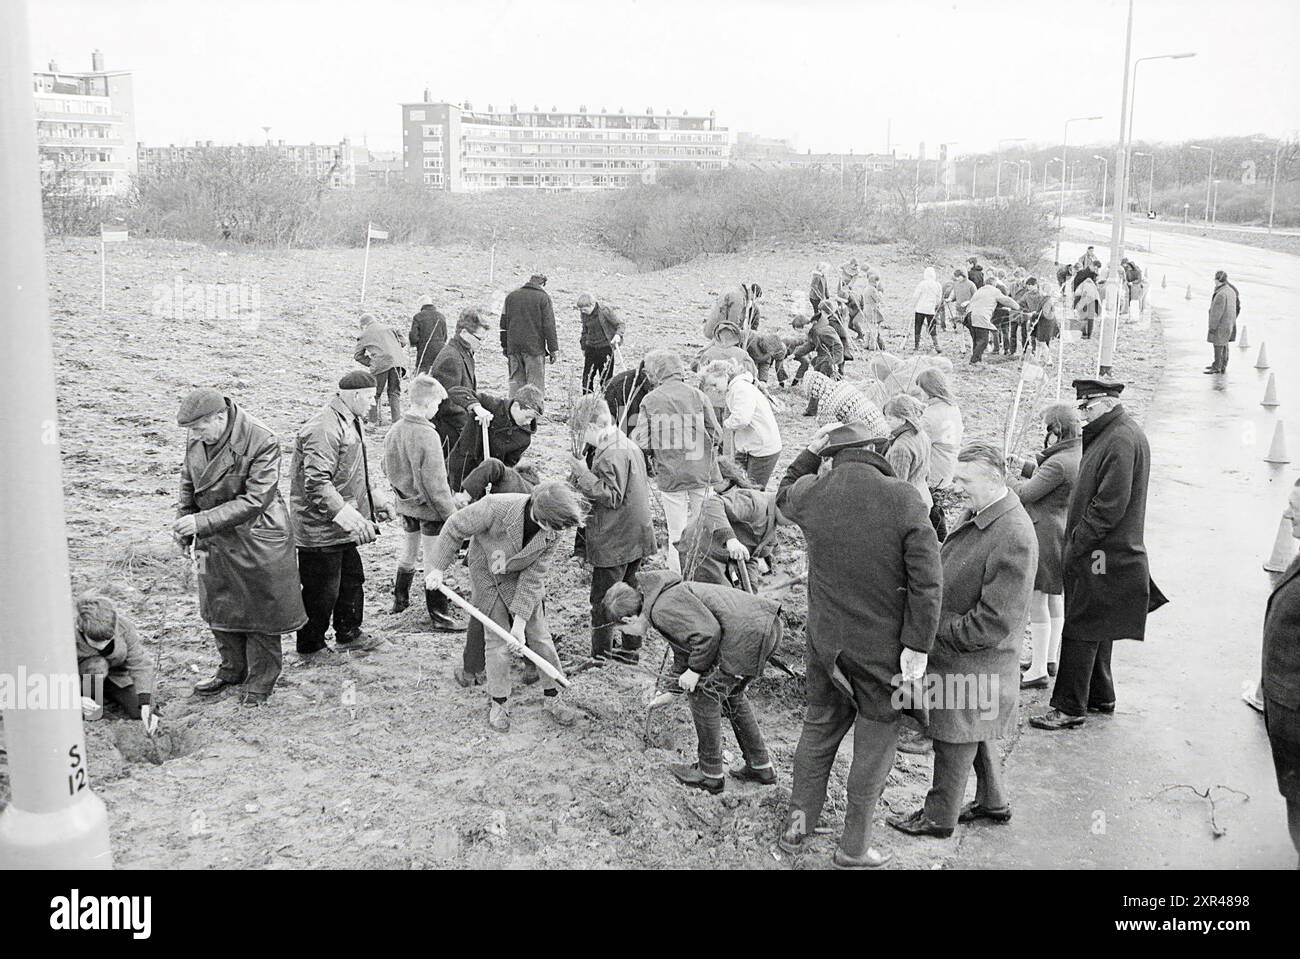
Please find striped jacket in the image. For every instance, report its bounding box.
[427,493,559,620]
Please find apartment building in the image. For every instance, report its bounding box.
[137,139,356,187]
[32,50,136,197]
[400,97,730,191]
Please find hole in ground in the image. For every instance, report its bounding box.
[111,724,205,766]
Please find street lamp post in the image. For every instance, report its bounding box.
[1211,178,1221,229]
[997,159,1020,201]
[1055,116,1103,264]
[972,156,980,199]
[1118,51,1196,255]
[1098,0,1134,376]
[994,137,1026,200]
[1093,154,1109,218]
[1020,160,1032,200]
[1189,144,1214,224]
[1253,137,1283,233]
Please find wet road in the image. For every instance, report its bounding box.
[953,219,1299,868]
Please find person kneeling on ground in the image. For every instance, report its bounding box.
[424,482,585,732]
[605,570,782,794]
[75,594,158,734]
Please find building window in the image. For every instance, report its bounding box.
[409,109,426,121]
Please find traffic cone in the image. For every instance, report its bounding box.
[1238,324,1249,350]
[1161,274,1167,289]
[1263,513,1297,573]
[1255,343,1270,369]
[1262,373,1280,408]
[1185,283,1192,300]
[1264,421,1290,464]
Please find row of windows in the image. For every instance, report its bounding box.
[35,96,112,116]
[458,127,726,144]
[460,144,727,159]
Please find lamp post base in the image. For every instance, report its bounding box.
[0,792,113,869]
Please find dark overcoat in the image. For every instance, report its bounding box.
[180,399,307,634]
[1062,404,1166,643]
[776,447,942,722]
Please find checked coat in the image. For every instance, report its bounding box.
[426,493,560,620]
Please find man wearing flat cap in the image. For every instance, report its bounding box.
[773,413,943,869]
[289,371,395,663]
[501,273,559,398]
[1031,379,1167,731]
[174,388,307,705]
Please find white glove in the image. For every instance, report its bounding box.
[899,648,928,683]
[726,538,750,561]
[424,568,444,592]
[471,404,493,425]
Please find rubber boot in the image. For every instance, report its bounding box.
[425,589,461,632]
[391,568,414,613]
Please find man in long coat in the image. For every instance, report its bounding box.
[1032,379,1167,730]
[173,388,307,705]
[500,273,558,398]
[774,418,943,869]
[1205,269,1239,375]
[409,301,448,375]
[889,443,1036,837]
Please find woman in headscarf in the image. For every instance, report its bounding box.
[1012,402,1082,689]
[882,393,933,512]
[1073,273,1102,340]
[916,367,963,540]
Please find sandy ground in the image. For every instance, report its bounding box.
[2,233,1162,869]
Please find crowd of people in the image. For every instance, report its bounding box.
[70,256,1299,869]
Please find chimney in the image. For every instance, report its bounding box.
[91,49,104,71]
[48,59,59,72]
[423,86,430,103]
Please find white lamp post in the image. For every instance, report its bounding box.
[1093,154,1109,218]
[994,137,1026,200]
[1253,137,1283,234]
[1055,116,1103,264]
[1189,144,1214,223]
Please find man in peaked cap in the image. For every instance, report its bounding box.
[288,371,395,664]
[174,388,306,705]
[1030,378,1167,731]
[773,417,942,868]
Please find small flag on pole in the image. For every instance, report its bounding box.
[367,225,388,240]
[100,228,128,243]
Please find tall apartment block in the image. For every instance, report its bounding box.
[32,50,136,197]
[400,97,730,191]
[137,139,356,187]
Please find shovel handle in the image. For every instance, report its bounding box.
[437,585,570,688]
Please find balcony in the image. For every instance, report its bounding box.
[37,135,124,147]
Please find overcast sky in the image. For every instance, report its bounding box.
[28,0,1300,157]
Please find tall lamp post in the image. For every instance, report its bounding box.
[1093,154,1109,218]
[1253,137,1283,233]
[972,156,980,199]
[1211,178,1221,229]
[1189,143,1214,224]
[1055,115,1103,264]
[1118,51,1196,250]
[997,159,1020,201]
[1098,0,1135,376]
[995,137,1026,200]
[0,0,114,868]
[1020,160,1032,200]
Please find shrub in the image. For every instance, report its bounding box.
[896,199,1055,268]
[600,167,871,269]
